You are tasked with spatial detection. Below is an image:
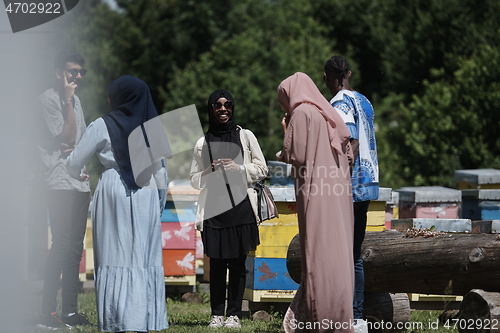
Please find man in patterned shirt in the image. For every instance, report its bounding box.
[324,55,379,333]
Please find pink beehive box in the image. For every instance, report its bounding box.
[396,186,461,219]
[195,232,204,259]
[161,222,196,250]
[79,250,86,273]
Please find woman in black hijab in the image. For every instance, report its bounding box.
[67,76,169,333]
[191,89,268,328]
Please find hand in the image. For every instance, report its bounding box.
[79,166,89,182]
[63,73,78,104]
[79,172,90,182]
[60,143,74,158]
[216,158,240,172]
[281,113,290,134]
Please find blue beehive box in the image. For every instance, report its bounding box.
[245,257,299,290]
[480,201,500,220]
[161,201,197,222]
[461,189,500,220]
[267,161,294,186]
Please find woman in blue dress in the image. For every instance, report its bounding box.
[67,75,169,332]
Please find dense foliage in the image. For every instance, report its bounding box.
[52,0,500,189]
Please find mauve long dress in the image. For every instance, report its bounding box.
[282,103,354,333]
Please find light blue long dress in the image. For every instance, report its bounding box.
[67,117,169,332]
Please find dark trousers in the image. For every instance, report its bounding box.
[353,200,370,319]
[209,255,246,317]
[41,190,90,315]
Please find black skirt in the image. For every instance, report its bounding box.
[202,222,259,259]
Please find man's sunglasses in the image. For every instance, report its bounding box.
[64,68,87,77]
[212,101,234,110]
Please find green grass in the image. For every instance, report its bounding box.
[27,290,458,333]
[29,291,285,333]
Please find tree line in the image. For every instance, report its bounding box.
[51,0,500,190]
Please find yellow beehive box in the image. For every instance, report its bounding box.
[251,225,299,258]
[408,293,463,302]
[244,288,296,302]
[365,225,386,232]
[164,275,196,286]
[259,202,298,226]
[249,199,299,258]
[366,188,392,229]
[367,201,385,226]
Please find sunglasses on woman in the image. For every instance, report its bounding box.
[212,101,234,110]
[64,68,88,77]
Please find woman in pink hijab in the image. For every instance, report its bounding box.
[278,72,355,333]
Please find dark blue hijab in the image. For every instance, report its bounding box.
[102,75,159,191]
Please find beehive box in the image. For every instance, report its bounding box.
[195,231,204,259]
[251,224,298,258]
[471,220,492,234]
[79,250,86,273]
[409,294,463,302]
[249,186,299,258]
[492,220,500,233]
[161,201,197,223]
[397,186,461,219]
[245,186,299,298]
[461,189,500,220]
[480,202,500,220]
[385,191,399,229]
[367,187,392,228]
[161,222,196,249]
[162,249,196,276]
[390,218,472,232]
[162,183,199,282]
[269,186,296,203]
[245,257,299,291]
[455,169,500,189]
[267,161,294,186]
[243,289,296,302]
[84,218,93,278]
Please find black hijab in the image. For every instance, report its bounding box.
[202,89,243,168]
[102,75,159,191]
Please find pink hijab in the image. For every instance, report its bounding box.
[277,72,351,155]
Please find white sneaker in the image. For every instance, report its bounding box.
[208,315,225,328]
[224,315,241,328]
[353,319,368,333]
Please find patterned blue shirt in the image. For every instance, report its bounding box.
[331,90,379,202]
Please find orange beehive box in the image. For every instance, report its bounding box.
[162,249,195,276]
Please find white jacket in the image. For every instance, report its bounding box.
[190,127,268,231]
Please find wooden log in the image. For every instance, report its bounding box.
[364,292,410,329]
[286,233,301,284]
[457,289,500,332]
[287,237,412,328]
[286,230,500,295]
